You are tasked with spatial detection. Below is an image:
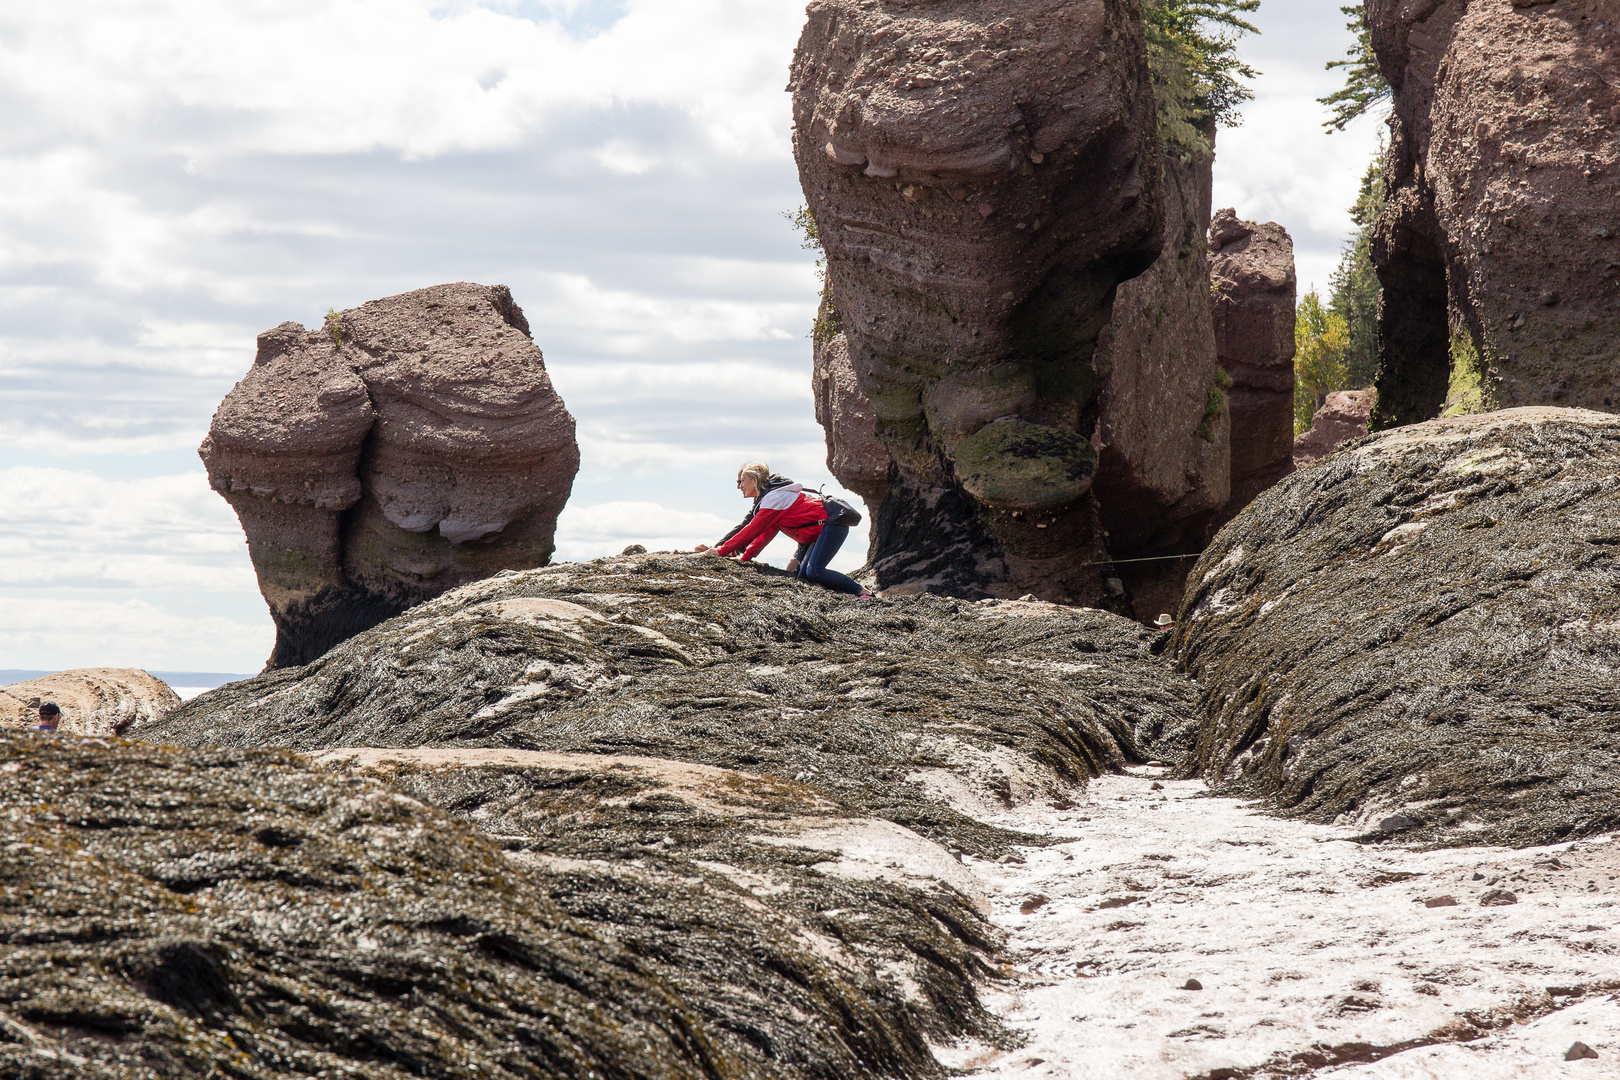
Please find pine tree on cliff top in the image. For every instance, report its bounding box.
[1142,0,1260,157]
[1319,4,1390,132]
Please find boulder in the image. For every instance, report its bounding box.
[812,323,891,513]
[1293,388,1376,467]
[1208,209,1297,518]
[1366,0,1620,425]
[202,283,578,670]
[1,667,178,735]
[1092,142,1231,621]
[0,730,943,1080]
[1173,407,1620,847]
[790,0,1165,603]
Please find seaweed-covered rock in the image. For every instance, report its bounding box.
[143,555,1199,855]
[790,0,1164,603]
[0,668,178,736]
[1174,407,1620,847]
[0,732,940,1080]
[202,283,578,671]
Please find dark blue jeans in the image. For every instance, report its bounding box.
[796,525,865,595]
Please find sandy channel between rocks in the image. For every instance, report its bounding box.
[936,768,1620,1079]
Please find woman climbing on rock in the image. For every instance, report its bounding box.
[695,462,873,598]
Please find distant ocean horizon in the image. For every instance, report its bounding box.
[0,670,254,690]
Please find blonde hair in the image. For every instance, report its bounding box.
[738,461,771,488]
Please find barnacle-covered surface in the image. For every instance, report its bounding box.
[136,554,1200,1064]
[0,732,954,1080]
[1174,407,1620,847]
[146,554,1198,855]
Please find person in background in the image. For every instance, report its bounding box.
[35,701,61,732]
[696,462,872,598]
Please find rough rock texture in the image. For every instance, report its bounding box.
[1092,144,1230,622]
[1367,0,1620,427]
[1208,208,1297,519]
[812,322,891,513]
[144,555,1200,846]
[791,0,1165,604]
[137,554,1200,1069]
[0,668,178,736]
[1293,387,1376,467]
[1173,407,1620,847]
[202,283,578,671]
[0,731,949,1080]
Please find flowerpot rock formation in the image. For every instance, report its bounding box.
[1367,0,1620,427]
[1208,208,1297,520]
[1174,407,1620,848]
[201,283,578,670]
[791,0,1165,603]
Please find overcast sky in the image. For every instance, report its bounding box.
[0,0,1383,674]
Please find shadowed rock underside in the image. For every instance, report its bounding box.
[1173,407,1620,848]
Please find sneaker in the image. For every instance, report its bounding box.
[856,592,876,601]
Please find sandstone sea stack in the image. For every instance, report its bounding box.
[202,283,578,670]
[1367,0,1620,425]
[791,0,1164,603]
[1090,139,1230,620]
[1207,208,1296,519]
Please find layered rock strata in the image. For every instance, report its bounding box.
[0,731,943,1080]
[1091,144,1230,621]
[1293,387,1375,467]
[1208,208,1297,518]
[202,283,578,670]
[1173,407,1620,847]
[1,668,178,735]
[1367,0,1620,426]
[812,320,891,513]
[791,0,1165,603]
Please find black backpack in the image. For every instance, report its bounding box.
[815,491,862,528]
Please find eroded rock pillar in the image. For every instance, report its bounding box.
[791,0,1164,602]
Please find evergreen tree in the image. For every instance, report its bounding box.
[1327,159,1383,389]
[1319,4,1389,132]
[1142,0,1260,157]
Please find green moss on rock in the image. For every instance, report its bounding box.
[953,421,1098,512]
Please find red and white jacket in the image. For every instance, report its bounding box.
[714,482,826,562]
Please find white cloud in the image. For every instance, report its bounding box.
[0,596,271,673]
[0,468,254,591]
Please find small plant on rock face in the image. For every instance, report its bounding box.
[1198,367,1233,442]
[786,205,842,345]
[325,308,344,348]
